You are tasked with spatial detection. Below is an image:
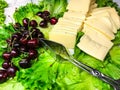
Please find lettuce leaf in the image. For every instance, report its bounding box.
[0,0,8,25]
[110,46,120,66]
[0,79,24,90]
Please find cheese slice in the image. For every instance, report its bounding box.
[52,26,78,34]
[91,7,120,29]
[58,18,83,26]
[53,25,80,33]
[84,19,115,40]
[56,20,83,31]
[67,0,91,13]
[49,31,77,49]
[77,35,113,60]
[63,11,86,20]
[92,7,111,12]
[86,15,117,33]
[82,25,113,47]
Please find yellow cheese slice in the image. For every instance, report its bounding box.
[84,19,115,40]
[86,15,117,33]
[58,18,83,26]
[52,26,78,34]
[49,31,77,49]
[63,11,86,21]
[67,0,91,13]
[77,35,113,60]
[82,25,113,47]
[91,7,120,29]
[52,25,80,33]
[92,7,111,12]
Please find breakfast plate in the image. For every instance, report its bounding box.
[0,0,120,90]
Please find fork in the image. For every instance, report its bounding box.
[39,38,120,90]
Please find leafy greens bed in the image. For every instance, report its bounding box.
[0,0,120,90]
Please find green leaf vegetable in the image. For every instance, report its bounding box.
[0,0,8,25]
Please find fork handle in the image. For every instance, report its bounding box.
[69,57,120,90]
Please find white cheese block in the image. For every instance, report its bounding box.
[77,35,113,60]
[84,19,115,40]
[49,31,77,49]
[67,0,91,13]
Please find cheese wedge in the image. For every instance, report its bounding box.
[49,31,77,49]
[77,35,113,60]
[67,0,91,13]
[84,19,115,40]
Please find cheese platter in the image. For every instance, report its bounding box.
[0,0,120,90]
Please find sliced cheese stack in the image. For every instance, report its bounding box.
[77,7,120,60]
[49,0,95,49]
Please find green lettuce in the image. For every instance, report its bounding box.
[0,0,8,25]
[0,79,24,90]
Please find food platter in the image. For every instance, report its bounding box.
[0,0,120,90]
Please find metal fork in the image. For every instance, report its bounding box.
[39,38,120,90]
